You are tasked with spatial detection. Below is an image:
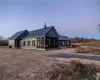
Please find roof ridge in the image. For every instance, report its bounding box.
[16,29,28,33]
[29,26,53,32]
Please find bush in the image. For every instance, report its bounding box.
[0,40,8,46]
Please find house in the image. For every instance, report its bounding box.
[9,24,71,50]
[59,35,71,48]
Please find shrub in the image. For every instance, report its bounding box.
[0,40,8,46]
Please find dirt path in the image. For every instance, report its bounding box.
[48,53,100,61]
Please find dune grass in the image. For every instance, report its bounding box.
[75,47,100,55]
[83,41,100,47]
[34,60,100,80]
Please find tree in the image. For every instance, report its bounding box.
[0,35,3,40]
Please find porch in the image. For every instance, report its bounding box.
[21,37,59,50]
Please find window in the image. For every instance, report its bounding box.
[27,41,30,46]
[32,40,36,46]
[37,38,40,46]
[65,41,67,46]
[62,41,67,46]
[23,41,26,46]
[47,39,50,45]
[62,41,65,46]
[67,41,70,46]
[37,37,45,48]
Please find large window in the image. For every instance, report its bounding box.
[27,41,30,46]
[62,41,67,46]
[23,41,26,46]
[37,37,45,48]
[37,38,40,46]
[32,40,36,46]
[47,39,50,45]
[46,37,58,48]
[67,41,70,46]
[62,41,65,46]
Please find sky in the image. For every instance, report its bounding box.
[0,0,100,39]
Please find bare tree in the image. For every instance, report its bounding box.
[98,24,100,32]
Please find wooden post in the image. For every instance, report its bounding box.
[44,36,46,50]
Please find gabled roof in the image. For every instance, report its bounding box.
[9,30,28,39]
[59,35,70,40]
[23,26,53,38]
[10,26,57,39]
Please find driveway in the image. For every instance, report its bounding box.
[48,53,100,61]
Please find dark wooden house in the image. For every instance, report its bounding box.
[9,25,71,50]
[9,25,59,50]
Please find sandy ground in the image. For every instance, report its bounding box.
[0,48,100,80]
[49,48,76,53]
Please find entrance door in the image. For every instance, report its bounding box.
[15,39,21,48]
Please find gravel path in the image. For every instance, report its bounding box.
[49,53,100,61]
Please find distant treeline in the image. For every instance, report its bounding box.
[0,40,8,46]
[71,37,97,43]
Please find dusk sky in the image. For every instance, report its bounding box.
[0,0,100,39]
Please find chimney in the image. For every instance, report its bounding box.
[44,23,47,28]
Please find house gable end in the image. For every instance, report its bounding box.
[17,30,29,39]
[46,27,59,38]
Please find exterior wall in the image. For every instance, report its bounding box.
[21,38,37,49]
[9,40,15,48]
[45,37,58,49]
[59,40,71,48]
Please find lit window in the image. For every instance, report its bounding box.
[32,40,36,46]
[62,41,64,46]
[27,41,30,46]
